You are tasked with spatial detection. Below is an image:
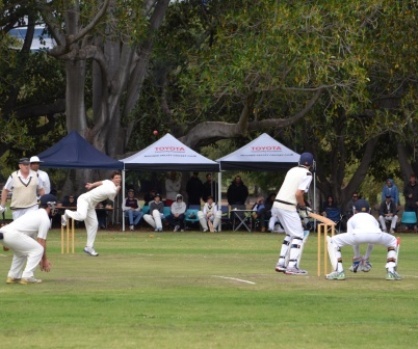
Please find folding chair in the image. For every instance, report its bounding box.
[324,207,344,233]
[184,208,200,230]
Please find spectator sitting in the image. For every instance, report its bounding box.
[143,193,165,232]
[403,173,418,231]
[378,194,398,234]
[381,178,400,208]
[62,195,77,207]
[123,189,144,231]
[321,195,342,230]
[96,200,110,229]
[198,195,222,232]
[168,194,187,232]
[251,196,266,232]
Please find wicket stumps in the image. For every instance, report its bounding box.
[317,223,335,276]
[61,218,75,254]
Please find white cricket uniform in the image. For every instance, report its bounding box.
[65,180,118,248]
[273,166,313,239]
[273,166,312,270]
[332,213,396,248]
[329,213,397,272]
[36,169,51,195]
[1,209,51,279]
[4,170,44,220]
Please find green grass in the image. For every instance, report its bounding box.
[1,230,418,349]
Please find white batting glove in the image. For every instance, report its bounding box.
[297,205,312,219]
[0,205,6,214]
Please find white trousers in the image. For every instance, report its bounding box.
[378,215,398,231]
[143,210,163,230]
[197,211,222,231]
[332,231,397,249]
[3,230,44,279]
[65,197,98,248]
[12,205,38,220]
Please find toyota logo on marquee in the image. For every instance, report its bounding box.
[155,146,186,153]
[251,145,281,152]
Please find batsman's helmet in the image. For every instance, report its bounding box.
[40,194,58,216]
[354,199,370,213]
[299,152,314,168]
[40,194,57,206]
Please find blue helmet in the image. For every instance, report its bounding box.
[354,199,370,213]
[299,152,314,167]
[40,194,57,206]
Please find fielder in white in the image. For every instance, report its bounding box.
[0,194,57,285]
[326,199,401,281]
[198,195,222,232]
[61,171,122,256]
[273,152,314,275]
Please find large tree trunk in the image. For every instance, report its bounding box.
[65,60,88,133]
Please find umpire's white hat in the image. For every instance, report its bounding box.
[30,156,43,163]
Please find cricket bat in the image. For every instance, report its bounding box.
[308,212,336,226]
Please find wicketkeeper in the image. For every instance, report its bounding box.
[326,199,401,281]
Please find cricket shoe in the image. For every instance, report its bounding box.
[348,258,362,273]
[173,225,180,232]
[386,270,401,281]
[361,259,372,272]
[84,247,99,257]
[326,271,346,280]
[20,276,42,285]
[275,265,286,273]
[284,267,308,275]
[61,214,67,227]
[6,277,21,284]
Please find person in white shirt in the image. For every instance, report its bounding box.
[0,194,57,284]
[198,196,222,232]
[0,158,45,220]
[61,171,122,256]
[30,156,51,197]
[273,152,314,276]
[169,194,187,232]
[326,199,400,281]
[123,189,144,231]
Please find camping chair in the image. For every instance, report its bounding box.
[324,207,344,233]
[400,211,417,231]
[184,208,200,230]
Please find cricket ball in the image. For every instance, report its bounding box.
[153,130,158,136]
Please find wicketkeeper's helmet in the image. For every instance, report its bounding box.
[354,199,370,213]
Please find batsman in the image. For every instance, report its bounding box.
[273,152,315,275]
[326,199,401,281]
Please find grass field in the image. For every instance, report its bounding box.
[1,229,417,349]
